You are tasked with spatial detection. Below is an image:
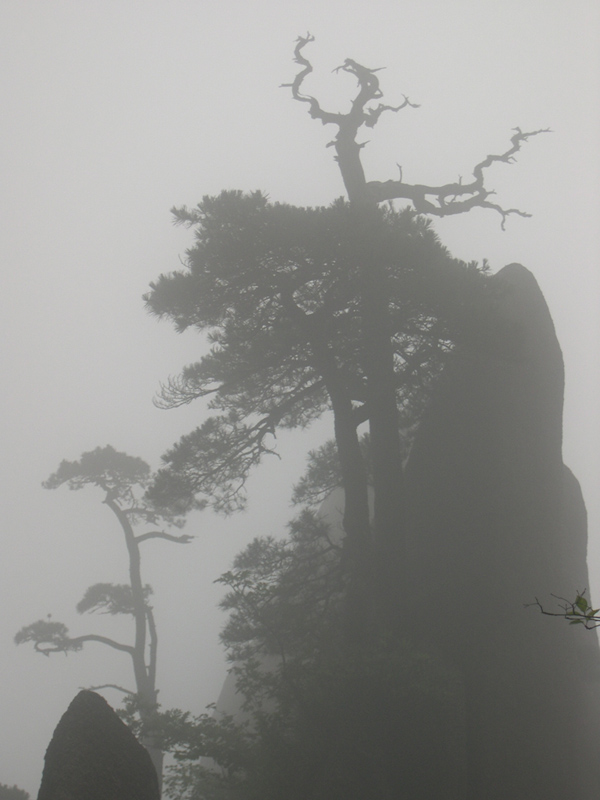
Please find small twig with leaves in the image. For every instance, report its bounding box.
[528,590,600,629]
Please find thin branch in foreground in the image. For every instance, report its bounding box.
[527,590,600,630]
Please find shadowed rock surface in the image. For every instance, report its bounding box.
[37,691,159,800]
[405,264,600,799]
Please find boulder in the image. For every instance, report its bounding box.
[37,691,159,800]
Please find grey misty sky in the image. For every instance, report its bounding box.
[0,1,598,794]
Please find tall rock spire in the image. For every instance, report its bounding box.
[406,263,600,799]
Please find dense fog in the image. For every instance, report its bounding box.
[0,2,598,796]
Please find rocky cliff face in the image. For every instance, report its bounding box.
[37,691,159,800]
[405,263,600,799]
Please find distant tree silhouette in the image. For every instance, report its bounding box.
[15,446,193,791]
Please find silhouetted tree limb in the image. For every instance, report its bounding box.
[286,34,550,227]
[88,683,135,696]
[15,620,135,657]
[135,531,194,544]
[368,127,551,229]
[54,633,137,654]
[76,582,152,616]
[148,411,284,515]
[282,34,419,206]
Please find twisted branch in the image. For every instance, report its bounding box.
[135,530,194,544]
[283,34,419,202]
[35,633,135,657]
[368,126,551,229]
[283,34,418,133]
[285,34,549,225]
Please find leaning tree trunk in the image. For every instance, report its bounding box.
[107,496,163,791]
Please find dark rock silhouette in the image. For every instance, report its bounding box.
[37,691,159,800]
[405,264,600,800]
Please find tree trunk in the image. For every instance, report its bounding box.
[105,496,163,794]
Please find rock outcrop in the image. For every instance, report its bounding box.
[37,691,159,800]
[405,264,600,799]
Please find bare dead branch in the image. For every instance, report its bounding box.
[280,33,322,117]
[87,683,135,696]
[284,34,418,202]
[285,35,549,224]
[367,127,551,228]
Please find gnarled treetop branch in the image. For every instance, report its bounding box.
[285,34,549,226]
